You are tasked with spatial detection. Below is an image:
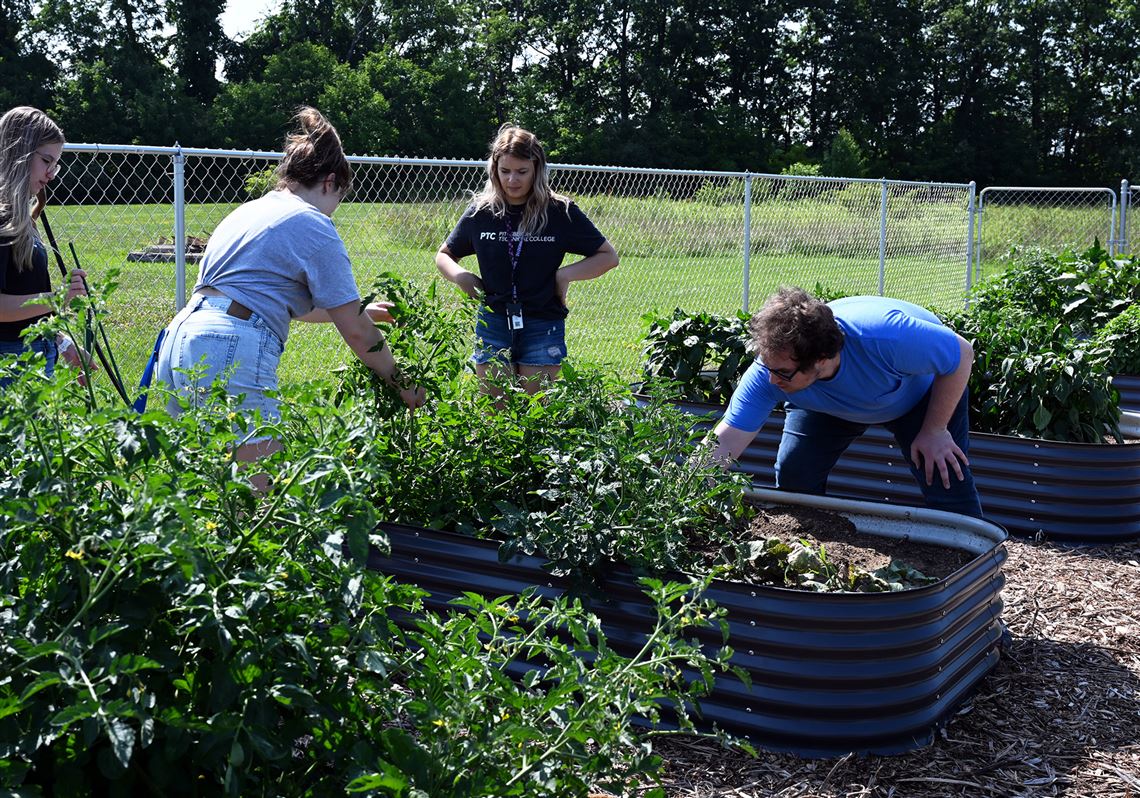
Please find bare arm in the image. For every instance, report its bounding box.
[325,300,424,408]
[555,241,619,304]
[435,244,484,299]
[298,302,395,324]
[0,269,87,322]
[910,333,973,488]
[706,420,761,466]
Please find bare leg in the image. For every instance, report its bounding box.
[234,437,284,493]
[517,364,561,394]
[475,360,516,404]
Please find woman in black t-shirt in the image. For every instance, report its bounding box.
[0,106,87,387]
[436,124,618,395]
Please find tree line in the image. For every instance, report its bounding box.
[4,0,1139,184]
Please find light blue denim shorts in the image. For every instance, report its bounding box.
[155,295,284,431]
[472,307,567,366]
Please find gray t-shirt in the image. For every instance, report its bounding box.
[194,191,359,343]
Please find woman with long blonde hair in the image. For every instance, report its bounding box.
[0,106,88,387]
[436,124,618,394]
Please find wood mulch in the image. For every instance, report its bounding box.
[638,536,1140,798]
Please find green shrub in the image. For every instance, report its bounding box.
[974,242,1140,335]
[948,306,1121,442]
[692,177,744,205]
[639,308,753,404]
[243,165,278,199]
[1094,302,1140,375]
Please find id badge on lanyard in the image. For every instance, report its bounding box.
[504,214,525,330]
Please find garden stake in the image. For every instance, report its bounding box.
[38,207,132,406]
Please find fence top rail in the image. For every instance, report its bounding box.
[61,142,973,189]
[980,186,1118,195]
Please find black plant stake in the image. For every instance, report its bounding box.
[38,207,132,406]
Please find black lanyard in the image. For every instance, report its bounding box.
[502,213,524,303]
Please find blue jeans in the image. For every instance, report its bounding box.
[774,387,984,518]
[154,295,284,433]
[0,337,57,390]
[472,307,567,366]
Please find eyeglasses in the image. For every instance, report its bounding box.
[764,361,802,381]
[34,151,66,179]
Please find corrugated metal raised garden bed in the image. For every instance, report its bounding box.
[637,390,1140,543]
[368,487,1007,757]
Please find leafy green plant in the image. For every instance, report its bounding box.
[1094,303,1140,375]
[640,308,753,404]
[348,580,741,798]
[0,369,743,796]
[243,166,278,198]
[732,537,937,593]
[949,287,1122,442]
[974,242,1140,335]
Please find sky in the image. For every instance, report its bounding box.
[220,0,283,40]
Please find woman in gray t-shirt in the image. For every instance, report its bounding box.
[155,107,423,473]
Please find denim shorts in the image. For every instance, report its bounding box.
[0,336,57,389]
[472,307,567,366]
[154,295,284,430]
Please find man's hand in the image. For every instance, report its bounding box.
[910,427,969,489]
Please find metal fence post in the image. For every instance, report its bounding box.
[1122,179,1131,255]
[975,188,987,276]
[173,144,187,310]
[965,181,976,307]
[742,172,753,314]
[877,178,888,295]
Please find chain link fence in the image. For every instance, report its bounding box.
[46,144,977,384]
[974,187,1119,278]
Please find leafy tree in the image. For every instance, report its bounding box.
[820,128,867,177]
[0,0,56,111]
[167,0,226,104]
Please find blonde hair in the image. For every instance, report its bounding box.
[471,124,569,236]
[0,107,64,271]
[275,106,353,194]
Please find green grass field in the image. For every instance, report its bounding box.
[46,195,976,387]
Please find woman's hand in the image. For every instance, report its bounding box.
[399,384,427,409]
[365,301,396,324]
[555,269,570,306]
[58,336,97,386]
[455,271,485,300]
[64,269,87,306]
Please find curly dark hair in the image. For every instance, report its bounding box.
[748,286,845,366]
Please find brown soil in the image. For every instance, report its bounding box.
[742,503,972,581]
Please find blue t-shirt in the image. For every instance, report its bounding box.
[194,191,359,343]
[721,296,962,432]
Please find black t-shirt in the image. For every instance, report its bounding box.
[444,200,606,319]
[0,230,52,341]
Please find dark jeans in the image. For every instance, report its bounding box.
[0,337,57,390]
[774,387,984,518]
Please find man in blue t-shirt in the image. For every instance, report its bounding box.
[710,286,983,517]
